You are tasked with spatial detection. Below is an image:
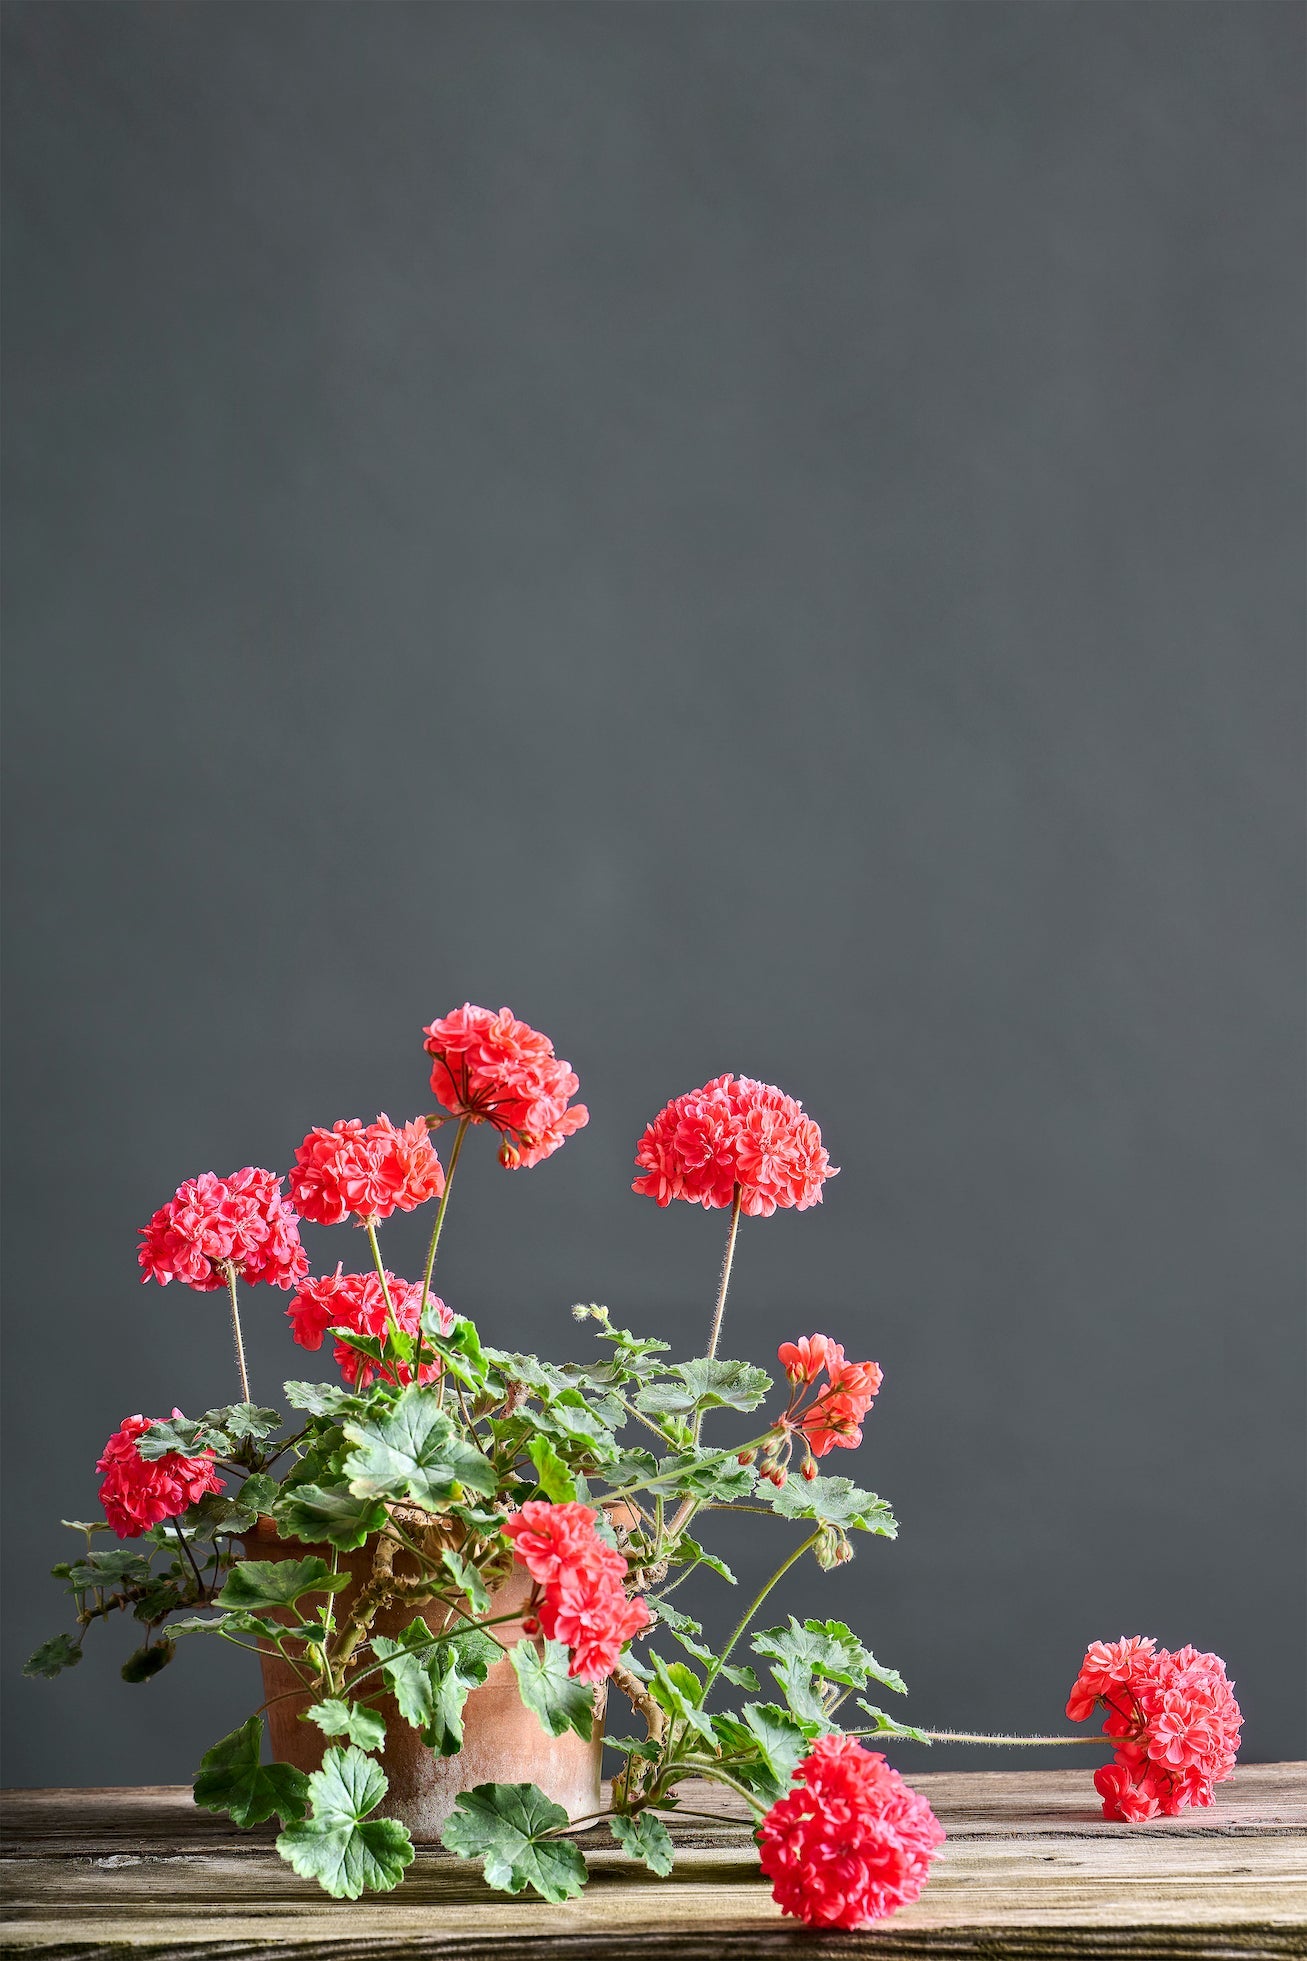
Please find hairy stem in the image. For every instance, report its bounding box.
[223,1263,252,1405]
[364,1218,406,1360]
[704,1186,743,1365]
[706,1528,822,1688]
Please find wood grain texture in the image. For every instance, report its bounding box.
[2,1764,1304,1960]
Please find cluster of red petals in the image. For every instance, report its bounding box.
[1067,1637,1242,1819]
[288,1114,444,1226]
[758,1735,945,1928]
[503,1500,650,1683]
[96,1413,224,1540]
[286,1267,452,1388]
[633,1075,836,1217]
[422,1005,589,1169]
[778,1334,883,1457]
[138,1169,307,1292]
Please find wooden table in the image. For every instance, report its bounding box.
[3,1763,1304,1959]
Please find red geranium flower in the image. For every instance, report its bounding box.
[423,1004,589,1168]
[633,1076,836,1217]
[504,1500,649,1683]
[777,1335,883,1458]
[97,1413,224,1540]
[758,1735,945,1928]
[286,1267,451,1388]
[138,1168,307,1292]
[1067,1637,1242,1818]
[288,1114,444,1226]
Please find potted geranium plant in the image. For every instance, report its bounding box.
[26,1005,1244,1929]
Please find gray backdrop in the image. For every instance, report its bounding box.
[3,0,1303,1789]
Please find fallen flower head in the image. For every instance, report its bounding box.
[757,1734,945,1928]
[1067,1636,1242,1819]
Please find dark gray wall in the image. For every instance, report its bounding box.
[3,0,1303,1790]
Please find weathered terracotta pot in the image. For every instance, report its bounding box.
[247,1516,605,1839]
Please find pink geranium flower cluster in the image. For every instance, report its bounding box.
[288,1114,445,1226]
[1067,1636,1243,1819]
[778,1333,883,1459]
[758,1734,945,1928]
[96,1413,225,1540]
[138,1168,307,1292]
[633,1075,836,1216]
[503,1500,650,1684]
[423,1004,589,1168]
[287,1267,452,1389]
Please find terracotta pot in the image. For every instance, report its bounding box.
[246,1515,605,1839]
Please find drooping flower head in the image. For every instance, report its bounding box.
[96,1413,225,1540]
[288,1114,444,1226]
[777,1336,884,1458]
[503,1499,650,1683]
[758,1735,945,1928]
[633,1075,836,1216]
[1067,1637,1242,1818]
[287,1266,452,1388]
[138,1168,308,1291]
[422,1004,589,1168]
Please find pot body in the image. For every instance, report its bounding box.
[247,1517,604,1839]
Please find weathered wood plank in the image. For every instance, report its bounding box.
[2,1765,1303,1960]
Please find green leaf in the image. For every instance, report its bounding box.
[194,1716,310,1828]
[741,1702,812,1786]
[509,1638,594,1741]
[283,1381,370,1420]
[60,1518,111,1536]
[276,1747,414,1898]
[121,1640,176,1683]
[441,1783,587,1903]
[421,1316,488,1393]
[236,1473,281,1517]
[23,1632,82,1679]
[132,1577,188,1624]
[719,1662,761,1692]
[855,1700,931,1744]
[61,1548,154,1592]
[650,1451,756,1504]
[648,1653,715,1746]
[526,1433,577,1502]
[750,1619,905,1727]
[178,1492,262,1538]
[306,1700,387,1752]
[602,1448,660,1488]
[611,1812,674,1875]
[271,1483,388,1551]
[169,1610,288,1640]
[529,1398,620,1462]
[216,1557,350,1614]
[209,1403,282,1441]
[677,1536,737,1585]
[636,1359,771,1418]
[648,1600,713,1665]
[764,1474,897,1536]
[372,1619,502,1755]
[343,1387,496,1509]
[441,1548,492,1615]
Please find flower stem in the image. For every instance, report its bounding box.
[912,1729,1107,1747]
[705,1186,743,1363]
[223,1263,252,1405]
[419,1115,469,1312]
[364,1218,405,1361]
[412,1113,469,1388]
[705,1527,822,1690]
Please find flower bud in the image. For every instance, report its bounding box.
[521,1616,540,1636]
[801,1458,818,1481]
[737,1450,756,1466]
